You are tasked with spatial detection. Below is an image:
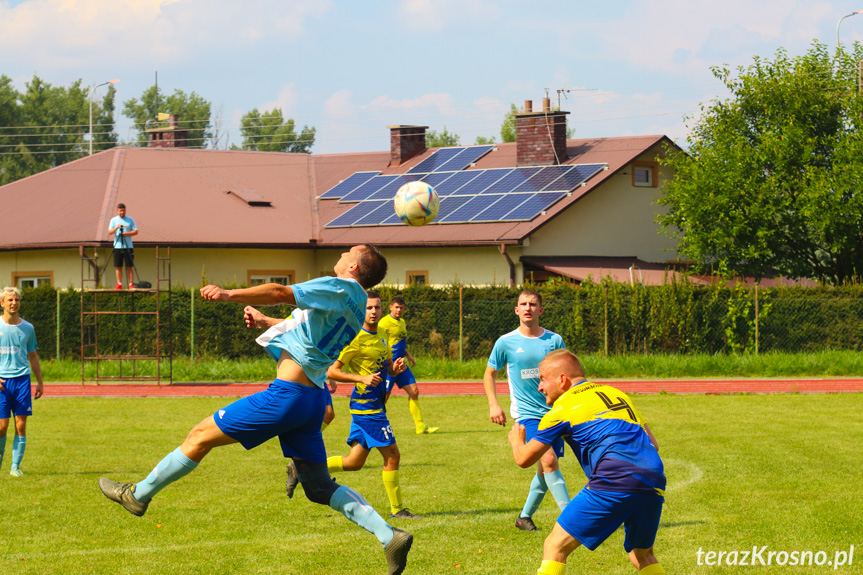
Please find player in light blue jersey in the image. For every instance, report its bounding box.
[99,245,414,575]
[509,349,665,575]
[484,289,570,531]
[0,287,44,477]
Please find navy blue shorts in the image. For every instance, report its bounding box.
[214,379,327,463]
[386,365,416,391]
[521,417,565,458]
[558,488,664,552]
[347,414,396,449]
[0,375,33,418]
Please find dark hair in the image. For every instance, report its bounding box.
[390,296,406,307]
[518,289,542,306]
[366,290,382,302]
[355,244,387,289]
[117,203,126,209]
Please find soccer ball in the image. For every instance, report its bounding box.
[394,181,440,226]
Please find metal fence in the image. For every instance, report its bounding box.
[18,288,863,361]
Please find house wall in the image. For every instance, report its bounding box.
[523,151,678,263]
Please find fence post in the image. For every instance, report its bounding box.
[56,289,60,362]
[458,284,463,362]
[190,287,195,362]
[754,284,759,355]
[604,284,609,355]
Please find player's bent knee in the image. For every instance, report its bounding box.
[296,460,340,506]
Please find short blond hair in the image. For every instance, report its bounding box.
[0,287,21,302]
[539,348,585,379]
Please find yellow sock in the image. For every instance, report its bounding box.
[537,559,566,575]
[326,456,344,473]
[320,421,329,432]
[639,564,664,575]
[409,399,425,431]
[382,469,403,514]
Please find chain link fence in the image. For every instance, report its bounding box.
[15,284,863,361]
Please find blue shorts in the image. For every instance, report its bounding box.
[558,488,664,552]
[214,379,327,463]
[520,417,564,458]
[347,414,396,450]
[386,365,416,391]
[0,375,33,419]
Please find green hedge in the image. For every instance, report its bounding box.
[15,280,863,361]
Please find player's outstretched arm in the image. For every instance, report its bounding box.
[200,283,295,306]
[243,306,283,329]
[483,366,506,426]
[509,424,550,468]
[28,350,44,399]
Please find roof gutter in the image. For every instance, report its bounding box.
[499,243,516,287]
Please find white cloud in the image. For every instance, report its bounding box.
[365,92,455,112]
[259,84,297,115]
[395,0,501,32]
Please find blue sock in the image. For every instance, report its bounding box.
[329,485,394,546]
[11,435,25,469]
[521,472,547,518]
[544,469,571,511]
[135,447,198,501]
[0,435,6,468]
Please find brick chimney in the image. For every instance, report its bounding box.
[147,114,189,148]
[388,125,427,167]
[515,98,569,166]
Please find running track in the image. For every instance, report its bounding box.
[38,379,863,397]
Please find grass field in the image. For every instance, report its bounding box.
[1,393,861,574]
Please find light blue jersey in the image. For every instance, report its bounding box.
[255,276,366,388]
[487,328,566,421]
[0,318,38,378]
[109,215,137,249]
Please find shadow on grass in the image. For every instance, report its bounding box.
[660,520,706,528]
[418,506,523,518]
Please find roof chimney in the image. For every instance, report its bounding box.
[514,99,569,166]
[388,125,427,167]
[146,114,189,148]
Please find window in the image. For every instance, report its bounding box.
[12,271,53,289]
[632,163,658,188]
[247,270,294,286]
[406,270,428,286]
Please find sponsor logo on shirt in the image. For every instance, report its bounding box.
[516,347,525,353]
[521,367,539,379]
[218,409,226,419]
[0,346,20,354]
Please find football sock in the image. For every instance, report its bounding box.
[639,563,665,575]
[327,456,345,473]
[11,435,25,469]
[543,469,570,510]
[408,399,425,431]
[329,485,394,546]
[382,469,403,514]
[537,560,566,574]
[0,435,6,468]
[521,472,547,518]
[135,446,198,501]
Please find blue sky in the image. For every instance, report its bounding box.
[2,0,863,154]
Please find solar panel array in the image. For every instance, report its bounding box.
[320,146,607,228]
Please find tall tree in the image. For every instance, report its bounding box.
[658,42,863,284]
[123,85,212,148]
[500,103,518,143]
[238,108,315,153]
[426,127,460,147]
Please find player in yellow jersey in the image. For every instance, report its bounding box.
[380,297,438,434]
[509,349,666,575]
[319,292,421,520]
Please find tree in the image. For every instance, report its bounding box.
[123,85,212,148]
[0,75,116,186]
[425,127,460,147]
[474,135,495,145]
[238,108,315,153]
[500,103,518,143]
[658,42,863,284]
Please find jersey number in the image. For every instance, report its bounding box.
[596,391,637,422]
[381,425,394,440]
[319,317,358,358]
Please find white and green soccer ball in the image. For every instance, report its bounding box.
[394,181,440,226]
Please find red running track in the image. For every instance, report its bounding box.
[37,379,863,397]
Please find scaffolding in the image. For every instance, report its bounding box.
[80,246,173,385]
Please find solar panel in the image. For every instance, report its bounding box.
[543,163,605,191]
[471,194,532,222]
[434,171,483,197]
[436,195,473,220]
[325,201,388,227]
[438,194,503,223]
[318,172,379,199]
[367,174,424,201]
[434,145,493,172]
[339,175,399,203]
[352,201,393,226]
[482,167,544,195]
[511,166,574,193]
[462,168,513,194]
[503,192,566,220]
[407,147,464,174]
[420,172,458,188]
